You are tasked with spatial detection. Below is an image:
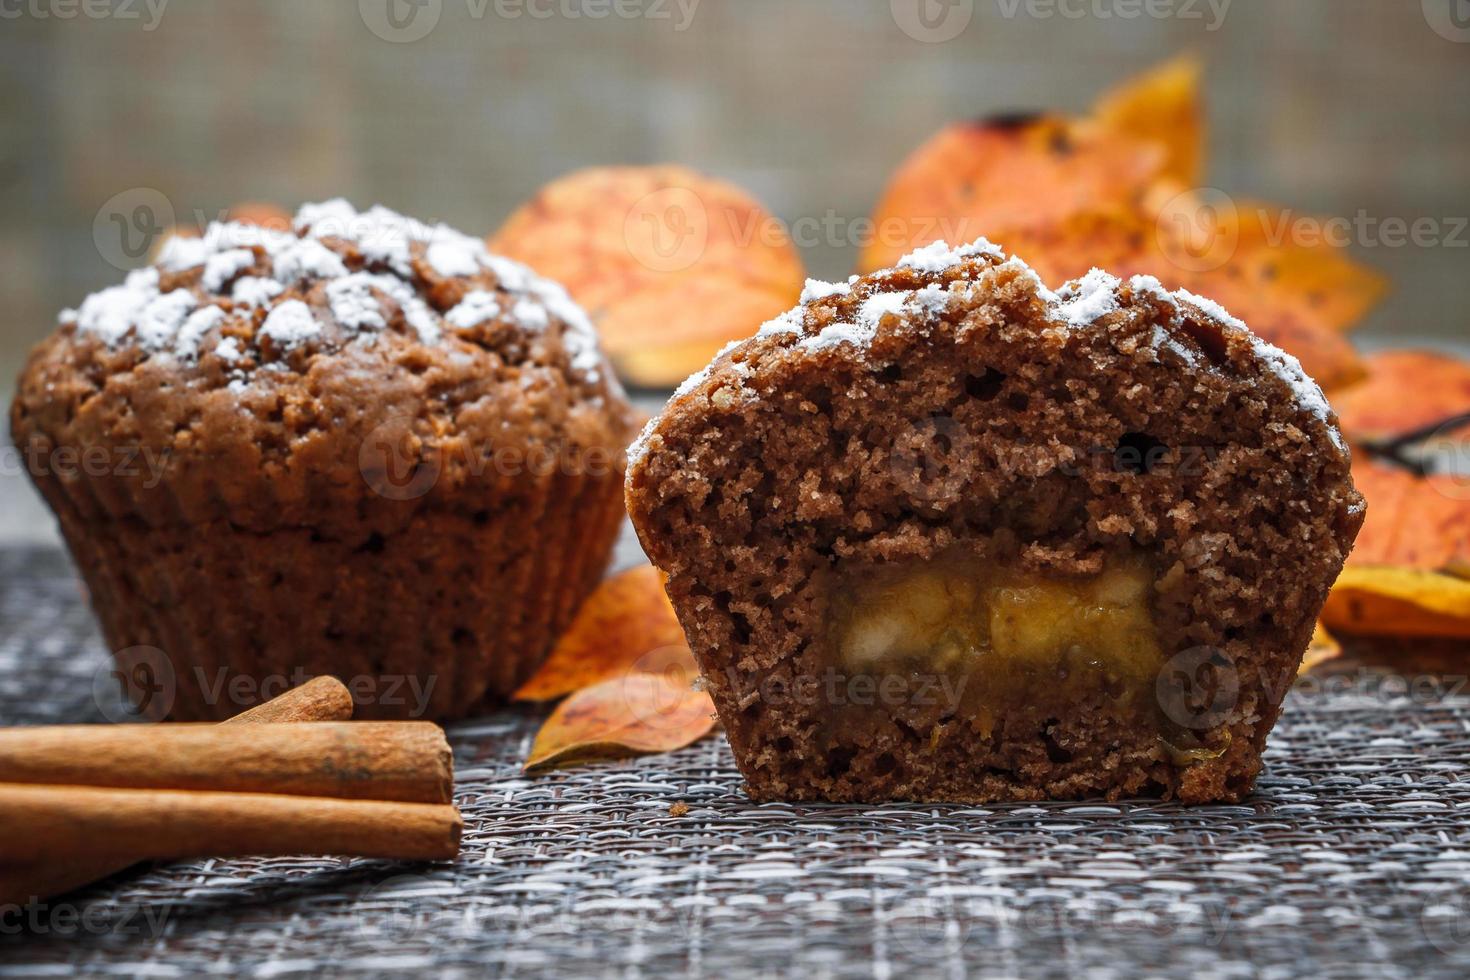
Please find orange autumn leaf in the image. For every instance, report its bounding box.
[862,55,1201,273]
[491,165,805,388]
[1298,620,1343,675]
[1332,352,1470,625]
[1216,202,1388,334]
[515,564,690,702]
[524,670,716,772]
[861,114,1166,274]
[1348,461,1470,572]
[1165,282,1366,391]
[1147,190,1388,337]
[998,203,1370,389]
[1092,54,1204,186]
[1333,351,1470,442]
[1348,462,1418,567]
[1323,566,1470,639]
[860,59,1385,390]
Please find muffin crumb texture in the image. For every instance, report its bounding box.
[627,238,1362,803]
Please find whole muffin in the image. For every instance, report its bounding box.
[12,200,639,720]
[626,239,1363,804]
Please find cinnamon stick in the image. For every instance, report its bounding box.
[0,784,462,863]
[227,675,355,723]
[0,722,453,804]
[0,676,353,908]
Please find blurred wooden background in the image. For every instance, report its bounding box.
[0,0,1467,541]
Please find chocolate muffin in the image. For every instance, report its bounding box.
[626,240,1363,803]
[12,201,638,720]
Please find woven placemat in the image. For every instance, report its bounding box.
[4,541,1470,979]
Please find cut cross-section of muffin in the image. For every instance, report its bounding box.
[626,240,1363,803]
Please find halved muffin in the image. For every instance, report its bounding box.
[626,240,1362,803]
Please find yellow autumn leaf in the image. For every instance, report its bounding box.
[1323,565,1470,639]
[524,670,716,772]
[1298,621,1343,675]
[515,565,689,701]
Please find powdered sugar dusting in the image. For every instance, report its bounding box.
[293,199,358,236]
[57,200,616,389]
[259,300,320,349]
[642,337,749,445]
[910,283,952,318]
[1249,338,1343,450]
[157,236,211,273]
[1125,279,1343,449]
[513,297,551,331]
[1174,288,1245,332]
[175,307,226,361]
[1056,268,1122,327]
[1169,287,1339,435]
[213,337,242,363]
[639,236,1347,464]
[757,308,805,337]
[403,303,442,346]
[799,323,870,352]
[482,254,532,293]
[1150,324,1198,366]
[201,248,255,292]
[799,288,953,352]
[326,273,392,331]
[1126,274,1173,305]
[273,239,348,283]
[325,271,441,345]
[896,238,1003,274]
[800,278,853,303]
[70,268,162,345]
[798,295,894,351]
[997,256,1059,303]
[134,291,199,351]
[446,291,503,329]
[859,293,908,328]
[426,239,482,279]
[627,413,662,468]
[232,276,284,308]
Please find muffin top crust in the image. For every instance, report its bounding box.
[57,199,619,398]
[14,202,638,530]
[629,237,1348,469]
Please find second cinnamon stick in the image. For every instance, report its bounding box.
[0,784,462,864]
[0,677,357,907]
[0,722,453,804]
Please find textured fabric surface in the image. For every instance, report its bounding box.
[3,543,1470,978]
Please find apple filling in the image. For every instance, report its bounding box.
[829,552,1164,711]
